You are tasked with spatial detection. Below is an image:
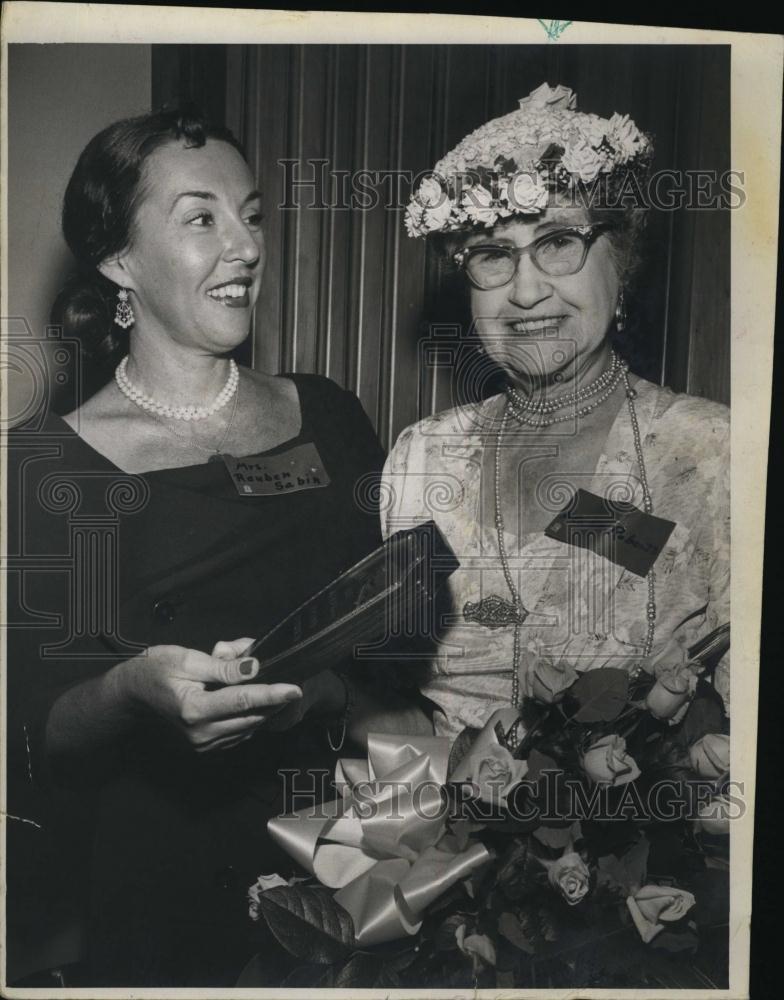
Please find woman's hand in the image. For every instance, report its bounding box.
[117,638,303,752]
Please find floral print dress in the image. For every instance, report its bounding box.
[381,379,730,742]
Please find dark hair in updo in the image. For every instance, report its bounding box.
[51,106,246,371]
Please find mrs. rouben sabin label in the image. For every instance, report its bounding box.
[222,442,330,496]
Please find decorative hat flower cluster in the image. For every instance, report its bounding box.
[404,82,653,238]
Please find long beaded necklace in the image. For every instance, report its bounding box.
[471,353,656,746]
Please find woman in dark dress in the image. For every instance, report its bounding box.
[6,108,422,987]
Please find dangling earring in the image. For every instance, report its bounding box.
[615,290,627,333]
[114,288,134,329]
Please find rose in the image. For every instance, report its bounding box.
[626,884,696,943]
[455,924,497,966]
[248,873,290,919]
[695,794,733,835]
[689,733,730,780]
[519,83,577,111]
[523,651,578,704]
[506,171,549,213]
[582,734,641,787]
[544,851,591,906]
[641,636,687,675]
[460,183,497,226]
[645,662,698,724]
[561,139,605,183]
[474,743,527,805]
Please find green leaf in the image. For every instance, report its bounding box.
[434,913,465,951]
[597,854,632,894]
[334,951,413,988]
[568,669,630,722]
[681,683,728,745]
[622,834,650,892]
[257,885,355,962]
[596,836,649,896]
[526,748,559,782]
[533,823,577,850]
[281,963,335,988]
[497,839,539,900]
[498,911,536,954]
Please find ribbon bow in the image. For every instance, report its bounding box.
[268,732,491,945]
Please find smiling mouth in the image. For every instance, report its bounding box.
[207,282,252,308]
[508,315,566,334]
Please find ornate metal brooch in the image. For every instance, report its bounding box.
[462,594,528,628]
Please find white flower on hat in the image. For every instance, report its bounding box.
[561,139,605,184]
[422,198,454,232]
[403,83,652,238]
[520,82,577,111]
[460,184,497,226]
[417,174,446,208]
[404,201,426,238]
[581,114,611,148]
[607,112,645,161]
[506,172,549,212]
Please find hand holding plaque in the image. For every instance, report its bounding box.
[243,521,459,686]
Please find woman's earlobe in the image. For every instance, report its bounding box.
[97,254,129,289]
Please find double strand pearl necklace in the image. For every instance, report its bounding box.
[494,358,656,745]
[115,355,239,421]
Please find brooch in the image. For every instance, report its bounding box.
[462,594,528,628]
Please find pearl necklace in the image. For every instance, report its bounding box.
[506,351,625,427]
[145,378,241,459]
[492,361,656,746]
[115,355,239,421]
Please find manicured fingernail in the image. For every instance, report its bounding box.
[284,688,302,701]
[239,658,256,676]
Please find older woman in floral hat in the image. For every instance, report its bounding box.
[385,84,729,744]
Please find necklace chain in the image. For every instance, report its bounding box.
[144,377,241,457]
[115,355,239,421]
[494,356,656,746]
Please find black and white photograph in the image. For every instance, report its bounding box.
[1,7,779,997]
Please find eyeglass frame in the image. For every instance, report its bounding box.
[452,223,614,290]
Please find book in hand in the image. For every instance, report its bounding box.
[243,521,459,685]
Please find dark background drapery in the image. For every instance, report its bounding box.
[152,43,730,450]
[6,43,729,446]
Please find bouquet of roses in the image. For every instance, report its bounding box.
[242,625,730,989]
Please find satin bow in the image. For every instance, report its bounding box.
[268,732,491,945]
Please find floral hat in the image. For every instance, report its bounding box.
[404,83,653,238]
